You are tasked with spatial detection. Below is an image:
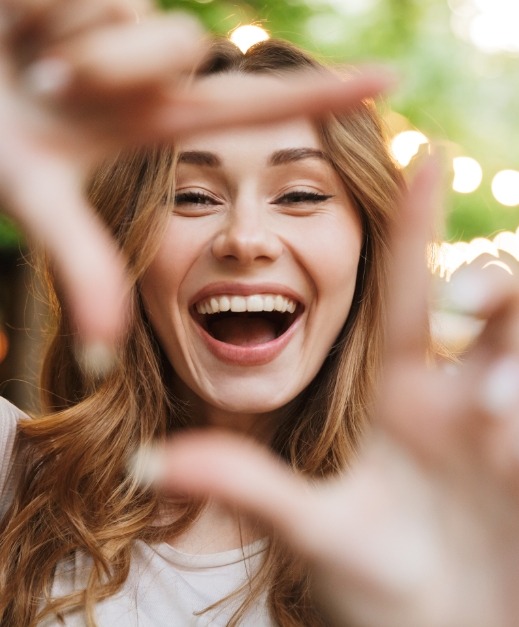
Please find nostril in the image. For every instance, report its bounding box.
[211,223,283,264]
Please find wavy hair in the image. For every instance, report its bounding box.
[0,38,403,626]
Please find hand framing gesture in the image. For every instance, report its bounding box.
[155,161,519,627]
[0,0,394,362]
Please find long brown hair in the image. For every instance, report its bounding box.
[0,39,403,626]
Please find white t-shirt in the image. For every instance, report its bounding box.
[0,398,275,626]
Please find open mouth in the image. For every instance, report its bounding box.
[192,294,302,347]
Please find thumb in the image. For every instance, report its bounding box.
[3,158,129,368]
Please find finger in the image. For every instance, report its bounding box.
[34,0,136,42]
[385,157,442,361]
[0,0,137,36]
[144,431,321,552]
[455,266,519,424]
[2,159,129,364]
[140,68,397,141]
[444,263,519,359]
[25,14,206,98]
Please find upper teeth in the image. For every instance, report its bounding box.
[195,294,297,315]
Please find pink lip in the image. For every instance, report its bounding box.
[189,282,305,366]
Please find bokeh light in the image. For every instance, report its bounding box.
[491,169,519,206]
[431,227,519,280]
[230,25,270,53]
[492,230,519,259]
[390,130,429,167]
[449,0,519,54]
[452,156,482,193]
[431,225,519,351]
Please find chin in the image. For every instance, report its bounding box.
[209,392,291,416]
[198,380,300,418]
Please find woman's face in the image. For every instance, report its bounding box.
[140,114,362,427]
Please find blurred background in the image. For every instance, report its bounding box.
[1,0,518,408]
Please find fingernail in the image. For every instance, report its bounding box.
[76,341,116,379]
[480,357,519,418]
[439,267,491,316]
[23,58,73,98]
[128,444,165,487]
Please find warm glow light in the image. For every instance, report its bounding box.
[390,130,429,167]
[452,156,482,193]
[230,25,270,53]
[465,237,498,263]
[492,170,519,206]
[493,231,519,260]
[450,0,519,54]
[430,241,470,279]
[430,231,519,281]
[432,220,519,351]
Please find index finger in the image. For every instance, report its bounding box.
[140,68,398,141]
[385,158,442,361]
[1,157,129,372]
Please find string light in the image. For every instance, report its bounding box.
[449,0,519,54]
[390,130,429,167]
[452,156,482,193]
[491,170,519,207]
[229,25,270,53]
[431,227,519,280]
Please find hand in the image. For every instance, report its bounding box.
[0,0,395,364]
[155,161,519,627]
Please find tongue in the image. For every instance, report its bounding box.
[209,316,277,346]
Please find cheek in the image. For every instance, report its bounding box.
[304,213,363,355]
[139,223,196,330]
[144,217,209,289]
[298,213,362,298]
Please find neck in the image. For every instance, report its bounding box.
[169,500,266,554]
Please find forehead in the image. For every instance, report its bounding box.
[177,117,322,162]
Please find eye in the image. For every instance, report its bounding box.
[172,190,222,216]
[272,190,333,205]
[174,191,220,207]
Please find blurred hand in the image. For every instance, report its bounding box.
[155,161,519,627]
[0,0,395,364]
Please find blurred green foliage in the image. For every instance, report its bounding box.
[1,0,517,248]
[0,215,21,250]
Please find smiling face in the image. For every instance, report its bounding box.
[139,116,363,430]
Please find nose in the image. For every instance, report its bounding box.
[211,202,283,265]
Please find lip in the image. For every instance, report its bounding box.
[189,282,305,366]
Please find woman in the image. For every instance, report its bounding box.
[0,33,403,625]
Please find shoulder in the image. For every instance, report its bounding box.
[0,396,26,452]
[0,397,27,513]
[0,395,27,423]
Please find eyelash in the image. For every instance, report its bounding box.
[174,190,332,207]
[174,191,220,206]
[272,191,332,205]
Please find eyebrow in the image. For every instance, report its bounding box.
[178,151,221,167]
[177,147,329,168]
[269,148,329,166]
